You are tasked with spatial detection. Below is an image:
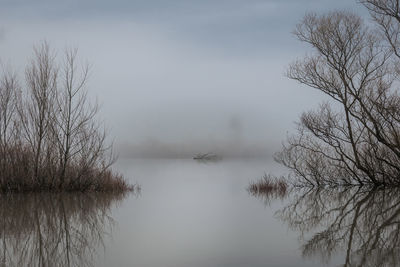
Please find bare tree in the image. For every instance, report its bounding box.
[20,42,58,185]
[278,9,400,186]
[52,48,118,190]
[361,0,400,58]
[51,48,92,187]
[0,68,19,150]
[0,42,131,192]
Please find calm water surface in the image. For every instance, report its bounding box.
[2,158,399,266]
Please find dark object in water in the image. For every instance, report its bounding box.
[193,153,221,161]
[248,174,288,198]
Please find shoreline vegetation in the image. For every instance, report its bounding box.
[0,42,134,192]
[263,1,400,188]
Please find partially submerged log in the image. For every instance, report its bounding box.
[193,153,221,161]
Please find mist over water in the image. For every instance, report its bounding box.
[0,0,363,158]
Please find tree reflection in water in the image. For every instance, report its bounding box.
[0,192,129,267]
[252,187,400,267]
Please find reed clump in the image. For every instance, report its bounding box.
[248,174,288,199]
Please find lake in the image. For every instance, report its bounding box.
[1,158,398,266]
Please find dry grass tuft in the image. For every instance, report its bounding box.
[248,174,288,200]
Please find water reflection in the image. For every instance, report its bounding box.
[0,193,128,267]
[247,182,288,206]
[253,187,400,266]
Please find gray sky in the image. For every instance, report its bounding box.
[0,0,366,157]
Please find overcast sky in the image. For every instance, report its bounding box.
[0,0,367,157]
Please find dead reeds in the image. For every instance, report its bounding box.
[248,174,288,201]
